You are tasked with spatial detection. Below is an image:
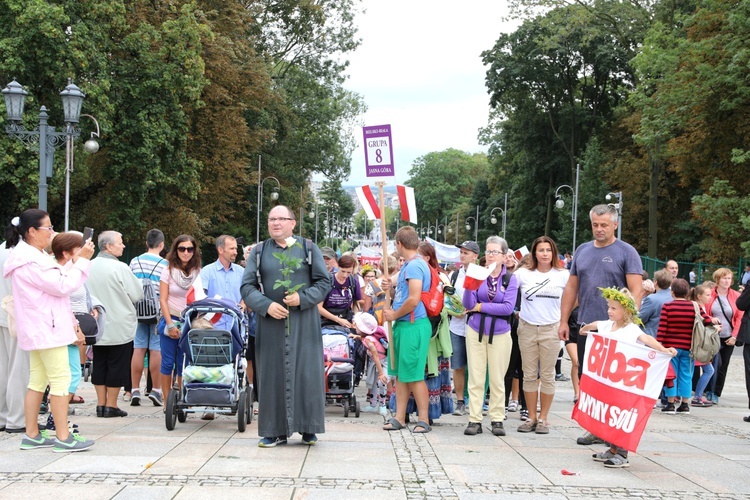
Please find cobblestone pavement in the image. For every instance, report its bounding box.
[1,352,749,499]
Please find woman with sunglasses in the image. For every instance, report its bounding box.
[158,235,202,405]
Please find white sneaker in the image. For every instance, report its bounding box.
[379,405,388,416]
[362,404,378,413]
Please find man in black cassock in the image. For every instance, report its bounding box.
[241,205,331,447]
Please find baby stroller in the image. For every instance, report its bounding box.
[165,298,251,432]
[322,325,360,418]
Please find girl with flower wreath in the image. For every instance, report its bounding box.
[579,287,676,468]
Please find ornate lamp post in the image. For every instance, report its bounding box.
[554,163,580,252]
[3,79,100,228]
[255,160,280,243]
[490,207,506,240]
[299,201,315,237]
[465,216,477,242]
[606,191,623,240]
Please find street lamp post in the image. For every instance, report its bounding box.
[446,218,459,245]
[299,201,315,237]
[465,216,477,242]
[554,163,580,252]
[606,191,623,240]
[437,224,446,243]
[3,79,100,226]
[255,156,280,243]
[490,207,506,240]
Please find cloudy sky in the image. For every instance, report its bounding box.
[339,1,518,187]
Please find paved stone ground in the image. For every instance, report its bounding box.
[1,351,749,499]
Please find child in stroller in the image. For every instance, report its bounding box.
[352,312,389,416]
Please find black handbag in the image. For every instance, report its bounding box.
[75,313,100,345]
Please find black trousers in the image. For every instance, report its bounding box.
[710,338,735,397]
[504,327,526,409]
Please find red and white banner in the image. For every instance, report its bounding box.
[397,185,417,224]
[355,185,381,220]
[572,331,671,452]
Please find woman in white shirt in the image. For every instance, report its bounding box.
[512,236,569,434]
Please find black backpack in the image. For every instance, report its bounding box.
[134,257,163,325]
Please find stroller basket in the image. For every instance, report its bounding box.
[187,329,233,367]
[184,383,234,405]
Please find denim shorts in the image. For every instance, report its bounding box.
[450,331,468,369]
[134,322,161,351]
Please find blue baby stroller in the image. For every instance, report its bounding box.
[165,298,252,432]
[322,325,360,418]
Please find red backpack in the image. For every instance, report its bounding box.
[421,265,444,317]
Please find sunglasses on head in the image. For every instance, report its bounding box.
[177,246,194,253]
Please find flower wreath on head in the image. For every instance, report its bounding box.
[360,263,377,277]
[598,287,643,326]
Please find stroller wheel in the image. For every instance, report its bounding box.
[355,401,361,418]
[165,391,178,430]
[343,400,349,418]
[83,362,91,382]
[238,390,248,433]
[177,408,187,423]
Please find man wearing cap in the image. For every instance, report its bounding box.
[449,241,479,416]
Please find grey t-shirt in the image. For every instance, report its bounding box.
[570,239,643,325]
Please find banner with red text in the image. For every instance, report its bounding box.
[571,331,671,452]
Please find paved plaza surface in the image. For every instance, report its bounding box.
[1,351,749,500]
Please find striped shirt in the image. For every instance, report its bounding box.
[130,253,167,288]
[656,300,711,350]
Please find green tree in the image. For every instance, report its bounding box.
[692,179,750,263]
[406,149,489,234]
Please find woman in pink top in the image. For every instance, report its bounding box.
[3,209,95,452]
[158,234,202,405]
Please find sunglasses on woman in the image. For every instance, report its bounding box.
[177,246,194,253]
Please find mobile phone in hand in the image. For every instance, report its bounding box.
[83,227,94,243]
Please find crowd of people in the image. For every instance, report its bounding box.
[1,202,749,463]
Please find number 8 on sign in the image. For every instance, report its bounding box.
[363,124,395,178]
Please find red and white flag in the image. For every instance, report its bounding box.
[572,330,671,452]
[462,262,496,291]
[514,246,529,261]
[355,185,381,220]
[397,185,417,224]
[185,275,207,305]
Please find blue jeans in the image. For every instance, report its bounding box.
[694,362,714,399]
[664,349,694,399]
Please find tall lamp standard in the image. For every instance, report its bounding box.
[554,163,580,252]
[256,166,280,243]
[299,201,315,237]
[3,79,100,227]
[437,224,446,243]
[446,219,459,245]
[606,191,623,240]
[315,207,329,246]
[465,216,478,242]
[490,207,506,240]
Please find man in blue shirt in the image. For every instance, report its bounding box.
[382,227,432,433]
[200,235,244,329]
[199,235,244,420]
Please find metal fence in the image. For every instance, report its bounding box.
[641,256,749,287]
